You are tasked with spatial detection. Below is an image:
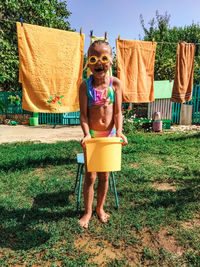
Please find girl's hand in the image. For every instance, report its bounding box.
[81,134,91,148]
[116,133,128,146]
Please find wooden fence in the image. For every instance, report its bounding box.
[148,99,173,120]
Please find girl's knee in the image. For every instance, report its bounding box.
[85,172,96,185]
[98,172,109,182]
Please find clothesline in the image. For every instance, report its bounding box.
[156,41,200,45]
[1,18,200,45]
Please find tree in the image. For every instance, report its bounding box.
[0,0,73,92]
[140,11,200,82]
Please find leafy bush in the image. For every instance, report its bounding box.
[7,94,21,105]
[122,107,153,134]
[0,100,7,113]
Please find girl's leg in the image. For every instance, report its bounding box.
[96,172,110,223]
[79,171,96,228]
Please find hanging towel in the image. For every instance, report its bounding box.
[116,39,156,103]
[86,35,112,78]
[17,22,85,113]
[171,42,195,103]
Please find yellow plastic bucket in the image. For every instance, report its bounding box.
[85,137,122,172]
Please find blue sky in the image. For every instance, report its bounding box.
[67,0,200,53]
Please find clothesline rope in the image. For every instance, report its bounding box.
[156,41,200,45]
[1,18,200,45]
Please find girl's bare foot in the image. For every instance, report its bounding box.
[96,208,110,223]
[79,214,92,229]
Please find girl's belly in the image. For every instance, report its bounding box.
[88,104,114,131]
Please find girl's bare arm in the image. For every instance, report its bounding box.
[79,81,91,145]
[113,77,128,145]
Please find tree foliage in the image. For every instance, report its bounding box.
[140,11,200,82]
[0,0,72,91]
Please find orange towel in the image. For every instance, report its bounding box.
[116,39,156,103]
[17,22,85,113]
[171,42,195,103]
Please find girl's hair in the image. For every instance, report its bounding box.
[87,40,112,56]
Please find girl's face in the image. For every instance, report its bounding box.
[88,44,112,78]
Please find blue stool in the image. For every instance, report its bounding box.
[74,153,119,211]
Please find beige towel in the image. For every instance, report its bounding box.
[17,22,85,113]
[116,39,156,103]
[171,42,195,103]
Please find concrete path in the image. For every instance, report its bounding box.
[0,125,83,144]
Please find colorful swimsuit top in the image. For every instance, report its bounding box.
[86,75,115,107]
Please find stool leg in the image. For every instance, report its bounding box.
[77,164,84,211]
[111,172,119,208]
[74,164,81,194]
[109,174,112,190]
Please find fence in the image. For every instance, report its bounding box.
[148,84,200,124]
[0,91,80,125]
[0,91,31,115]
[39,112,80,125]
[148,99,173,120]
[1,85,200,125]
[172,84,200,124]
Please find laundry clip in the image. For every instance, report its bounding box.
[20,17,23,27]
[104,31,107,41]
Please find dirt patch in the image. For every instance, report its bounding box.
[137,227,184,255]
[141,154,164,165]
[130,162,139,168]
[149,228,184,256]
[74,234,123,265]
[74,225,185,266]
[0,125,83,144]
[124,227,184,265]
[181,214,200,230]
[151,182,177,192]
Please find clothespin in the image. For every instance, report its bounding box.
[20,17,23,27]
[90,30,93,37]
[104,31,107,41]
[179,40,181,44]
[80,27,82,35]
[118,35,120,40]
[152,38,155,44]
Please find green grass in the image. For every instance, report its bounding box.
[0,132,200,266]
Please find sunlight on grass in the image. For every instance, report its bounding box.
[0,132,199,265]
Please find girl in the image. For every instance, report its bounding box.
[79,40,127,228]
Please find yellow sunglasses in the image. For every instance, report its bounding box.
[88,54,111,65]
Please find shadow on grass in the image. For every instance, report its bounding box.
[0,155,77,172]
[149,186,200,210]
[168,132,200,141]
[0,191,78,251]
[0,140,81,172]
[123,184,200,221]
